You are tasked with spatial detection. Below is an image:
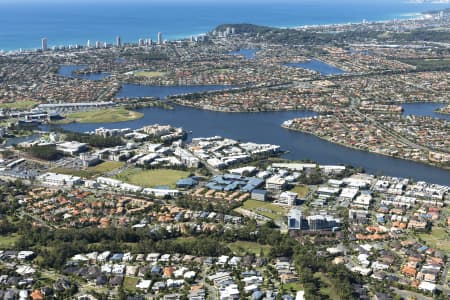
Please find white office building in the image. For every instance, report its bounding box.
[37,172,82,187]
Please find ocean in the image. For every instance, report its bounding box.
[1,0,449,51]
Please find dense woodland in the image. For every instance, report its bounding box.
[61,130,124,148]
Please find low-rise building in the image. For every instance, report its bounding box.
[37,173,82,187]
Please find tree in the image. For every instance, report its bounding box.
[25,145,62,160]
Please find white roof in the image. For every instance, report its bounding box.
[272,163,317,170]
[136,279,152,289]
[39,172,81,182]
[266,175,286,185]
[229,166,257,175]
[418,281,436,291]
[71,254,89,261]
[57,141,87,149]
[295,291,305,300]
[340,187,359,199]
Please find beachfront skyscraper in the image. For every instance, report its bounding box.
[157,32,163,45]
[41,38,48,51]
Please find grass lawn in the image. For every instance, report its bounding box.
[241,200,288,221]
[0,100,39,110]
[61,107,143,123]
[134,71,166,78]
[228,241,271,257]
[400,58,450,70]
[418,227,450,252]
[0,234,21,249]
[88,161,124,173]
[290,184,310,198]
[123,277,139,292]
[50,161,125,179]
[116,168,190,188]
[282,282,304,292]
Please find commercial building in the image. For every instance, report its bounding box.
[251,189,268,201]
[340,187,359,201]
[80,153,101,167]
[142,188,180,197]
[288,208,341,231]
[306,215,341,231]
[173,147,200,168]
[288,208,304,230]
[348,209,370,224]
[97,177,123,187]
[176,178,198,189]
[56,141,88,155]
[278,191,298,206]
[37,101,114,112]
[37,172,82,187]
[206,174,263,193]
[265,175,286,191]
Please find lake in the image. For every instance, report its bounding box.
[402,102,450,122]
[285,59,345,75]
[59,65,111,81]
[229,49,259,60]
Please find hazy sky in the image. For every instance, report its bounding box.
[0,0,399,3]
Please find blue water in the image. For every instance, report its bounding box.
[402,102,450,121]
[59,65,110,81]
[229,49,259,60]
[285,59,345,75]
[4,134,41,147]
[1,0,449,51]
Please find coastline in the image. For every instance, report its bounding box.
[281,124,450,172]
[0,7,441,53]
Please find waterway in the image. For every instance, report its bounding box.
[4,134,41,147]
[59,65,111,81]
[285,59,345,75]
[229,49,259,60]
[401,102,450,122]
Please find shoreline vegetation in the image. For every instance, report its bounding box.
[281,124,450,171]
[120,98,174,110]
